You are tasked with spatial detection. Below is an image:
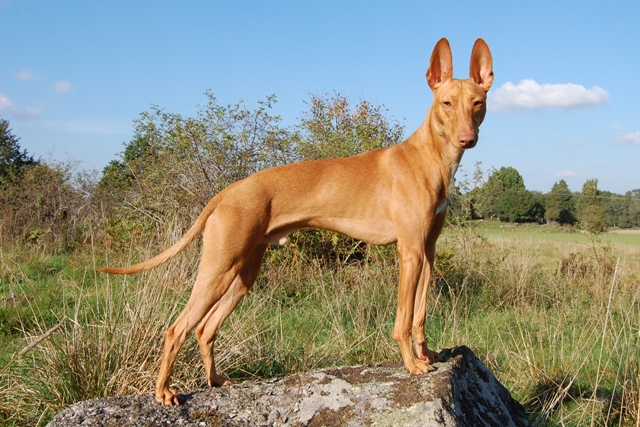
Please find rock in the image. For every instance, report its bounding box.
[47,346,530,426]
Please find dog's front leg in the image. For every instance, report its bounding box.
[411,253,441,364]
[411,214,446,364]
[393,243,436,375]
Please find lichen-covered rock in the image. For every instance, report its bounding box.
[47,346,530,426]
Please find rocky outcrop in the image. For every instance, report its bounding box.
[47,346,530,426]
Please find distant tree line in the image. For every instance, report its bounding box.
[1,93,638,253]
[454,165,640,233]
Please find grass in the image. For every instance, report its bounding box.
[469,220,640,246]
[1,221,639,426]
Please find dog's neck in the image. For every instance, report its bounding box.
[413,110,465,200]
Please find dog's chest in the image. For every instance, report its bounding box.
[435,161,459,215]
[436,198,448,215]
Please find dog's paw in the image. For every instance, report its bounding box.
[414,359,437,374]
[415,343,442,364]
[155,388,180,406]
[404,358,436,375]
[209,373,234,387]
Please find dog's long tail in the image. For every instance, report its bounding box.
[97,197,219,275]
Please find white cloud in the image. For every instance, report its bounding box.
[12,106,42,120]
[0,92,42,119]
[54,80,74,93]
[488,79,609,112]
[0,92,13,113]
[16,69,33,80]
[42,119,130,135]
[15,68,40,81]
[556,169,580,178]
[617,131,640,144]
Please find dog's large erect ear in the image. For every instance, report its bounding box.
[427,38,453,90]
[469,38,493,92]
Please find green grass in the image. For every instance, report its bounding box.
[1,221,639,426]
[467,220,640,246]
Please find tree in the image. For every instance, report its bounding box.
[627,190,640,228]
[448,161,485,221]
[475,166,541,222]
[581,204,610,234]
[602,191,628,228]
[495,166,526,190]
[0,159,88,250]
[295,92,404,161]
[601,189,640,229]
[473,167,502,219]
[99,134,154,199]
[495,187,541,223]
[95,92,297,248]
[577,179,610,233]
[544,180,576,225]
[0,118,36,184]
[0,118,93,250]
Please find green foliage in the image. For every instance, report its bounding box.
[495,188,534,222]
[448,161,486,222]
[472,166,543,223]
[295,93,404,160]
[468,165,500,219]
[96,92,298,249]
[580,204,610,234]
[0,161,92,251]
[602,189,640,229]
[97,92,404,259]
[99,135,152,198]
[0,120,97,250]
[0,118,37,185]
[544,180,576,225]
[495,166,526,191]
[577,179,611,233]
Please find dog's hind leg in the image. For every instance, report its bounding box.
[195,243,267,388]
[154,210,265,406]
[154,263,238,406]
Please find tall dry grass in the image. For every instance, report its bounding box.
[1,223,639,426]
[433,228,640,426]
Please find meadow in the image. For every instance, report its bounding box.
[0,221,639,426]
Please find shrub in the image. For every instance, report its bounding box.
[0,161,94,252]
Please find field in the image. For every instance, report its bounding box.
[1,221,639,426]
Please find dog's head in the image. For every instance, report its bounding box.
[426,38,494,150]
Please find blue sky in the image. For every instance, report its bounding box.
[1,1,639,194]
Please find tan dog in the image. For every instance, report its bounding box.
[99,37,493,406]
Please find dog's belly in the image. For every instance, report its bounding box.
[311,217,397,245]
[263,217,397,247]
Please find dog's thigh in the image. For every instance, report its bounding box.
[196,243,267,373]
